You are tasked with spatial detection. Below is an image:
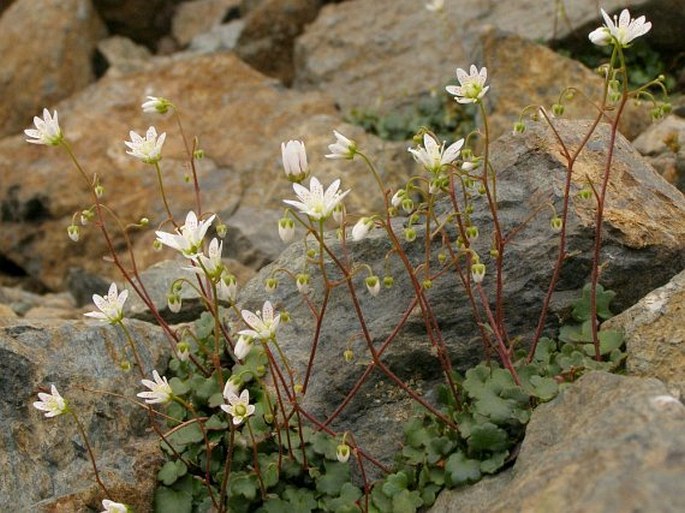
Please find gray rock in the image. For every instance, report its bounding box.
[603,269,685,398]
[188,19,245,53]
[632,114,685,191]
[429,372,685,513]
[236,119,685,465]
[0,318,171,512]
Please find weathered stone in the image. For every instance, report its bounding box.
[0,303,16,318]
[0,0,107,138]
[187,19,245,53]
[632,114,685,191]
[235,119,685,465]
[235,0,321,85]
[0,318,171,512]
[429,372,685,513]
[603,269,685,398]
[96,36,154,77]
[172,0,240,47]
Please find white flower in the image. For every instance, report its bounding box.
[365,276,380,297]
[283,176,350,221]
[240,301,281,341]
[155,210,215,258]
[141,96,172,114]
[278,217,295,243]
[188,237,224,280]
[234,335,253,360]
[100,500,129,513]
[446,65,490,104]
[425,0,444,12]
[352,217,374,241]
[124,126,166,164]
[408,134,464,173]
[588,8,651,47]
[67,225,80,242]
[137,370,173,404]
[84,282,128,324]
[221,389,255,426]
[325,130,357,160]
[25,108,63,146]
[32,385,68,417]
[281,140,309,182]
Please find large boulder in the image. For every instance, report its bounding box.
[0,0,107,138]
[429,372,685,513]
[604,268,685,398]
[234,119,685,464]
[0,318,171,512]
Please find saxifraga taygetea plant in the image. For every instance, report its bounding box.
[25,6,669,513]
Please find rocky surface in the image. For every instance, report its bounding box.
[0,0,107,139]
[0,318,171,512]
[234,118,685,465]
[429,371,685,513]
[1,1,684,511]
[604,269,685,399]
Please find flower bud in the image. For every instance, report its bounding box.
[265,278,278,293]
[465,225,479,241]
[550,216,563,232]
[365,276,380,297]
[422,279,433,290]
[332,203,345,224]
[193,149,205,160]
[578,188,593,200]
[336,443,351,463]
[67,224,80,242]
[552,103,565,117]
[383,275,394,288]
[343,349,354,362]
[352,217,374,241]
[139,217,149,226]
[94,185,104,198]
[391,189,407,208]
[216,223,227,239]
[471,262,486,284]
[167,293,182,313]
[153,239,163,251]
[278,217,295,243]
[294,383,303,394]
[120,359,132,372]
[401,197,414,213]
[404,227,417,242]
[296,273,311,294]
[176,341,191,361]
[512,121,526,135]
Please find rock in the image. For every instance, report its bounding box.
[172,0,240,47]
[632,114,685,191]
[96,36,154,77]
[235,119,685,465]
[235,0,321,85]
[0,286,77,318]
[0,303,16,318]
[429,372,685,513]
[91,0,178,51]
[0,318,171,512]
[0,0,107,138]
[473,27,651,141]
[187,19,245,53]
[603,269,685,398]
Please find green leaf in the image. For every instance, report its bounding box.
[154,487,192,513]
[325,482,362,513]
[572,283,616,321]
[230,472,259,500]
[529,375,559,401]
[282,487,319,512]
[391,489,423,513]
[312,431,338,460]
[381,471,409,496]
[444,451,481,487]
[467,422,509,453]
[480,451,508,474]
[420,483,441,507]
[163,422,204,452]
[169,377,190,396]
[316,461,350,496]
[157,460,188,486]
[371,484,392,512]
